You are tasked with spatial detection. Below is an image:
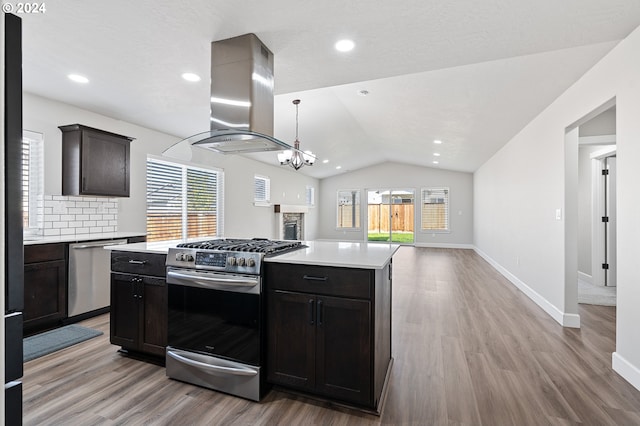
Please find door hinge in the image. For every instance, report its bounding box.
[602,216,609,223]
[602,169,610,175]
[602,263,609,270]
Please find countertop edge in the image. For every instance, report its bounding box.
[24,231,146,246]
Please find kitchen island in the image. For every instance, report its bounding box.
[105,239,398,413]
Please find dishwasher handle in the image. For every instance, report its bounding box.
[71,240,128,249]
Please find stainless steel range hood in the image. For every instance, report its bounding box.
[184,33,291,154]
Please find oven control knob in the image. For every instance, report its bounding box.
[175,253,184,261]
[237,257,246,266]
[227,256,237,266]
[247,258,256,267]
[185,254,194,262]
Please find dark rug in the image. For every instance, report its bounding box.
[23,324,103,362]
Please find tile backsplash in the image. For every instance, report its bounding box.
[39,195,119,236]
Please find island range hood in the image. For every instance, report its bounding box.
[185,33,292,154]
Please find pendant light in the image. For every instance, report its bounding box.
[277,99,316,170]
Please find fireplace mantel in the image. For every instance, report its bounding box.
[273,204,309,214]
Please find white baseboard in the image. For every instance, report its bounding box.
[473,247,580,329]
[414,243,474,249]
[578,271,593,284]
[613,352,640,392]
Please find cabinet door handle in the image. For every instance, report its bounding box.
[309,299,315,325]
[317,300,323,326]
[128,259,147,265]
[303,275,328,282]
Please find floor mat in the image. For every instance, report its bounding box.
[23,324,103,362]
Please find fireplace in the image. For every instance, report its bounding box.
[274,204,308,240]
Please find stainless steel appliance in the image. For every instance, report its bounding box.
[68,239,128,318]
[165,238,304,401]
[4,12,24,425]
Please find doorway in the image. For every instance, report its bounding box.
[367,189,415,243]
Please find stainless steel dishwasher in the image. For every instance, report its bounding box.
[68,239,128,317]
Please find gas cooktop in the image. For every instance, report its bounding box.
[167,238,305,274]
[176,238,304,254]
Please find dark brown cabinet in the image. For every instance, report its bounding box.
[110,251,167,358]
[59,124,133,197]
[266,262,392,410]
[23,243,67,335]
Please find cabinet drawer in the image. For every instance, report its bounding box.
[265,263,372,299]
[111,251,166,277]
[24,243,66,263]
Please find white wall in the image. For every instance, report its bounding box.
[23,93,320,240]
[318,162,473,246]
[474,25,640,391]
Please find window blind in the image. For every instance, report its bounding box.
[254,175,270,203]
[421,188,449,231]
[146,158,222,241]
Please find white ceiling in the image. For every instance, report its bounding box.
[19,0,640,178]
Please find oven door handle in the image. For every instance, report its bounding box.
[167,349,258,377]
[166,269,258,288]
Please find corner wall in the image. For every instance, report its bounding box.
[474,25,640,390]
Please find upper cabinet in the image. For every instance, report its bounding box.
[59,124,134,197]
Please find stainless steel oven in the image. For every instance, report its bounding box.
[165,238,303,401]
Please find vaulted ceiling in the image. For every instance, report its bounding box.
[19,0,640,178]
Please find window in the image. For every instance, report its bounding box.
[146,158,224,242]
[254,175,271,205]
[306,185,315,207]
[22,130,44,234]
[337,189,361,229]
[421,188,449,232]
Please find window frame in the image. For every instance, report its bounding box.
[420,187,450,233]
[336,189,362,231]
[305,185,315,207]
[22,130,44,236]
[146,156,224,241]
[254,174,271,206]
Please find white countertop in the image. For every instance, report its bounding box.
[103,239,181,255]
[265,241,399,269]
[24,231,146,246]
[103,239,400,269]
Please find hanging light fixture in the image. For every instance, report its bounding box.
[277,99,316,170]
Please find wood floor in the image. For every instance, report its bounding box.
[23,247,640,425]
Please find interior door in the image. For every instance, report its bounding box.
[605,156,617,286]
[367,189,415,243]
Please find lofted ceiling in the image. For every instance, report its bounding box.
[18,0,640,178]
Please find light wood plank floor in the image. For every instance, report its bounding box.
[23,247,640,425]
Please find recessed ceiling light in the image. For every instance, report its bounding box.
[335,39,355,52]
[434,139,442,144]
[322,159,330,164]
[433,160,439,164]
[433,153,441,157]
[182,72,201,82]
[68,74,89,84]
[336,165,342,170]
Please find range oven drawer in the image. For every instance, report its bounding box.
[166,347,262,402]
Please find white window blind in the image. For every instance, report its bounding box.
[146,158,223,241]
[254,175,270,203]
[22,130,44,233]
[421,188,449,232]
[337,189,361,229]
[306,185,315,207]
